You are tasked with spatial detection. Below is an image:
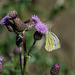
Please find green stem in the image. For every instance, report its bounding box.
[19,47,23,75]
[22,31,27,75]
[23,56,27,75]
[28,40,36,55]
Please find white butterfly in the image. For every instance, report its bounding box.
[45,31,61,51]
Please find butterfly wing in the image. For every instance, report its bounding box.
[50,32,61,50]
[45,31,55,51]
[45,31,61,51]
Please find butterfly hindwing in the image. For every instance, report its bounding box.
[45,31,61,51]
[50,32,61,49]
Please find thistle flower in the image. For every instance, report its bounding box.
[50,64,60,75]
[32,15,48,34]
[32,15,41,23]
[0,13,16,32]
[9,12,36,32]
[0,11,17,26]
[35,22,48,34]
[0,15,10,26]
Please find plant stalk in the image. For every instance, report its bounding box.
[19,47,23,75]
[28,40,36,55]
[22,31,27,75]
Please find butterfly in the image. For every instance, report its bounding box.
[45,31,61,51]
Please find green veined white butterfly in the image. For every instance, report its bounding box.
[45,31,61,51]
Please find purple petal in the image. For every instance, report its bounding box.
[0,15,10,26]
[0,57,3,62]
[35,22,48,34]
[32,15,41,23]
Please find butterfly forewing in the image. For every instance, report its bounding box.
[45,31,54,51]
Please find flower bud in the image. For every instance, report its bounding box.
[33,31,43,40]
[50,64,60,75]
[9,11,18,20]
[5,25,14,32]
[13,17,28,32]
[16,34,23,47]
[13,17,35,32]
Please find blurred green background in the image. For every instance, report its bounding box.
[0,0,75,75]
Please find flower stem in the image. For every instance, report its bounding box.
[23,56,27,75]
[23,39,36,75]
[22,31,27,75]
[28,40,36,55]
[19,47,23,75]
[22,31,27,54]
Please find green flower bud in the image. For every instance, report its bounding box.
[16,34,23,47]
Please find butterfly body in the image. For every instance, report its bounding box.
[45,31,61,51]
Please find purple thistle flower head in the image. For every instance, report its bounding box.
[50,64,60,75]
[0,15,10,26]
[0,57,3,62]
[35,22,48,34]
[32,15,41,23]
